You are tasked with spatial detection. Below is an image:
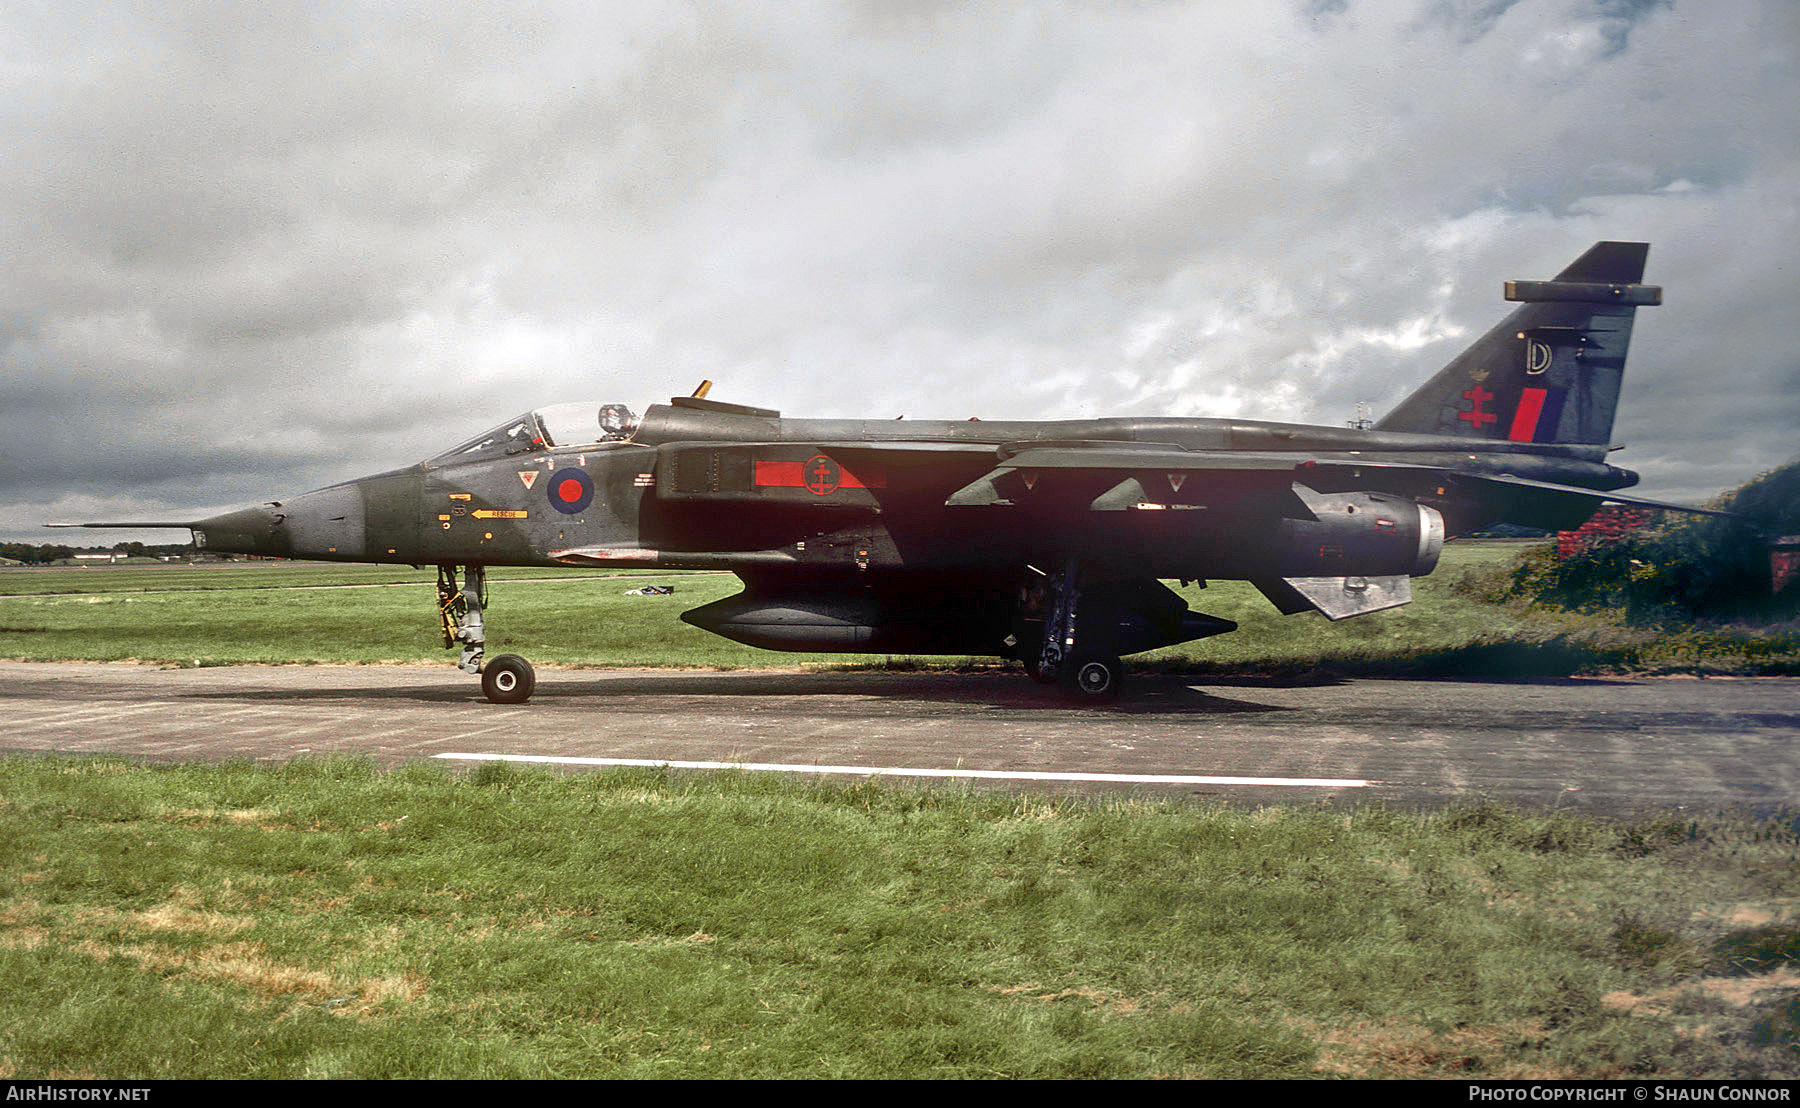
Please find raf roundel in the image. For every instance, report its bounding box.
[546,468,595,515]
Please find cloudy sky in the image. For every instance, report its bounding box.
[3,0,1795,545]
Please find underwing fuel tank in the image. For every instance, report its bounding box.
[682,578,1240,658]
[681,592,980,653]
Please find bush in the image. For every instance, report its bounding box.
[1462,458,1800,625]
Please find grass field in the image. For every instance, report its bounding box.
[2,756,1798,1079]
[2,540,1794,674]
[4,544,1798,1078]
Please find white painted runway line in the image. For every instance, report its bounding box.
[434,752,1369,789]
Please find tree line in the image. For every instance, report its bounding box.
[0,541,197,565]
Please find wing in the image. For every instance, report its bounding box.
[945,443,1731,521]
[634,436,1724,535]
[944,442,1303,509]
[932,441,1729,621]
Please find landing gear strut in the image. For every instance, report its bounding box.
[438,564,535,704]
[1032,559,1125,703]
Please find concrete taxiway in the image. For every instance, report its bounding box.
[2,660,1795,814]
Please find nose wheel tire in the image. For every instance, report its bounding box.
[481,654,536,704]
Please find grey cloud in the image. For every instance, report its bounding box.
[2,0,1795,543]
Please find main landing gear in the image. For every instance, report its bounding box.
[1024,560,1127,703]
[1019,561,1237,702]
[438,564,536,704]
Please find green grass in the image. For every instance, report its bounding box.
[0,562,632,597]
[5,540,1792,673]
[5,547,1797,1077]
[2,755,1797,1079]
[0,565,759,667]
[0,541,1546,670]
[1139,540,1539,670]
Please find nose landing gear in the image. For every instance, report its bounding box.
[480,653,536,705]
[439,564,536,704]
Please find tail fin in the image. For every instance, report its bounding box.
[1373,242,1660,445]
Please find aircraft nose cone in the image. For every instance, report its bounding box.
[279,484,368,561]
[190,485,371,561]
[192,504,289,557]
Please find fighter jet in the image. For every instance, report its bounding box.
[63,241,1711,702]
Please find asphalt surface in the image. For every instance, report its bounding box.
[4,660,1797,814]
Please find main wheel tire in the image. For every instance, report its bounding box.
[481,654,536,704]
[1061,654,1123,701]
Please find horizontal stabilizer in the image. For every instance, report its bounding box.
[1504,280,1662,305]
[1465,475,1736,518]
[1298,461,1737,520]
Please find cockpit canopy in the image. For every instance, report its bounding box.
[428,402,639,465]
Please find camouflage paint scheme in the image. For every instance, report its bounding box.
[71,243,1708,702]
